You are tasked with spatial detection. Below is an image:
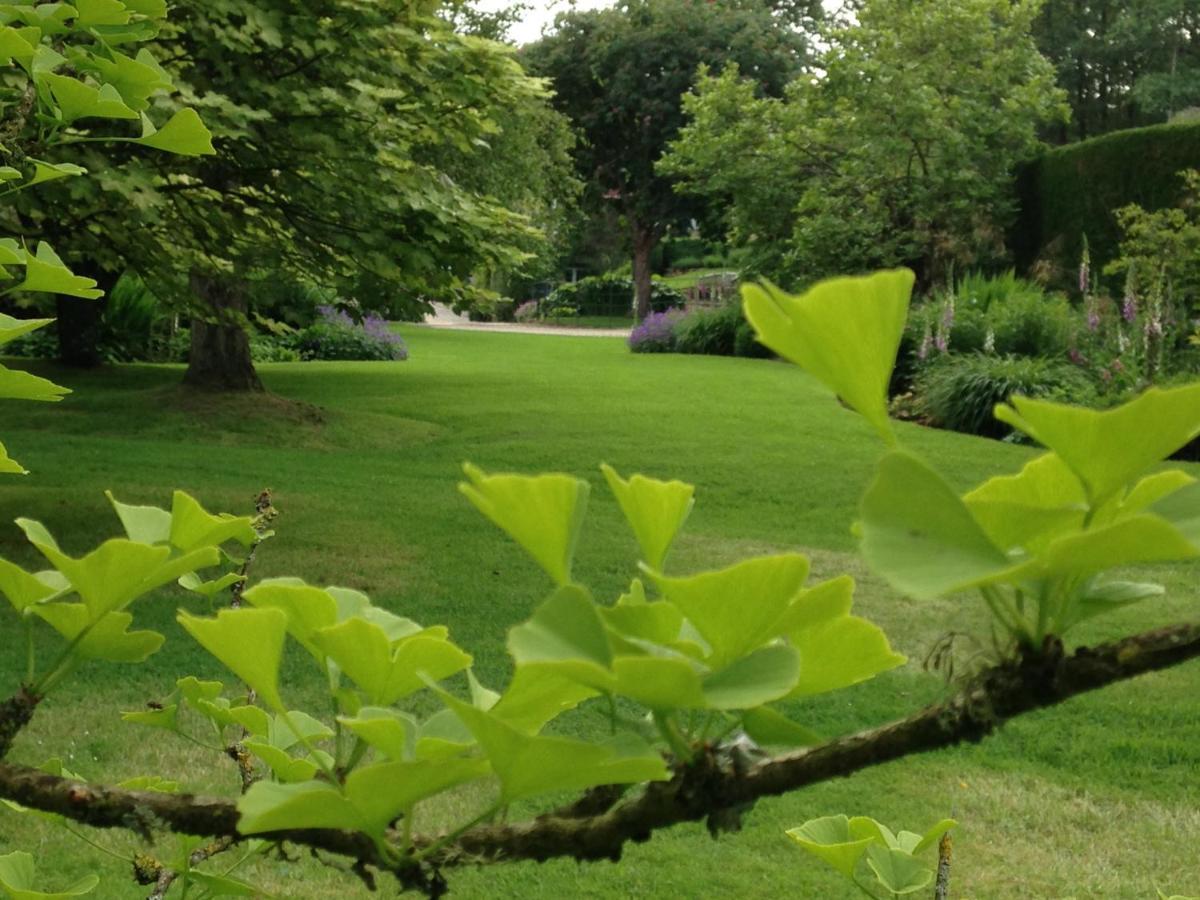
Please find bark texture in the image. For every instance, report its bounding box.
[184,273,262,392]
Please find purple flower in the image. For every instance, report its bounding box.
[1078,244,1091,296]
[1122,294,1137,322]
[629,310,683,352]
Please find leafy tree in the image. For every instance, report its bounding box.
[522,0,815,317]
[663,0,1066,286]
[17,1,562,388]
[1034,0,1200,141]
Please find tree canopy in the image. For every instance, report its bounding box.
[523,0,817,316]
[662,0,1066,287]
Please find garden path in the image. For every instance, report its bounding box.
[420,302,629,337]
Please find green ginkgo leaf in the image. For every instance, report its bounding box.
[787,614,905,698]
[74,0,131,27]
[178,608,288,711]
[170,491,257,551]
[26,161,88,188]
[701,643,800,709]
[104,491,171,544]
[242,742,320,783]
[0,366,71,402]
[611,655,709,709]
[134,108,215,156]
[434,688,668,803]
[507,584,613,687]
[487,668,597,734]
[865,845,934,895]
[459,463,590,586]
[859,452,1011,599]
[963,453,1087,553]
[12,242,101,298]
[0,441,27,475]
[0,313,54,346]
[180,871,261,899]
[785,815,876,879]
[0,851,100,899]
[600,463,695,569]
[1005,514,1197,583]
[178,571,243,598]
[1153,480,1200,545]
[741,706,822,747]
[994,384,1200,506]
[39,72,138,121]
[242,579,338,659]
[0,559,64,612]
[32,604,163,662]
[337,708,419,762]
[647,553,809,667]
[741,269,914,443]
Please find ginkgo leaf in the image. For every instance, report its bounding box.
[32,604,164,662]
[178,608,289,711]
[39,72,138,122]
[786,815,876,879]
[0,558,64,612]
[994,384,1200,506]
[507,584,613,687]
[858,452,1011,599]
[0,313,54,346]
[647,554,809,667]
[865,845,935,895]
[434,688,668,803]
[600,463,694,569]
[104,491,171,544]
[459,463,590,586]
[0,851,100,899]
[742,270,914,443]
[242,579,338,659]
[11,242,101,298]
[337,707,419,762]
[135,108,215,156]
[0,366,71,402]
[787,614,906,697]
[170,491,257,551]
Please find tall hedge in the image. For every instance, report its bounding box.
[1013,122,1200,284]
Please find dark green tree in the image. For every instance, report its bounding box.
[523,0,815,317]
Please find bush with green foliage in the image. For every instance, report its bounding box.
[916,353,1095,439]
[673,303,742,356]
[1013,122,1200,282]
[544,274,684,317]
[294,308,407,362]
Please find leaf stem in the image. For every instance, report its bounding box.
[653,711,694,762]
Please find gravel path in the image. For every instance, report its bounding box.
[418,303,630,338]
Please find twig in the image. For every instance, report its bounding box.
[934,831,951,900]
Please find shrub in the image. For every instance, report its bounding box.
[628,310,683,353]
[1013,121,1200,282]
[3,322,58,358]
[673,303,742,356]
[989,290,1074,358]
[544,274,683,317]
[249,334,301,363]
[733,319,770,358]
[294,306,407,361]
[670,255,704,271]
[701,253,726,268]
[916,353,1095,438]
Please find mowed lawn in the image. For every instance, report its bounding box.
[1,327,1198,898]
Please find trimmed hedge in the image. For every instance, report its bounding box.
[1013,122,1200,283]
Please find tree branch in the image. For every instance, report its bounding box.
[0,623,1196,882]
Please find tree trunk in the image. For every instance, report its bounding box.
[183,272,262,392]
[631,222,658,320]
[55,264,113,368]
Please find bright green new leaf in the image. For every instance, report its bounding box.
[0,366,71,402]
[600,463,694,569]
[741,269,915,443]
[0,313,54,346]
[507,584,613,686]
[26,161,88,188]
[435,688,668,803]
[488,668,598,733]
[236,781,361,835]
[1153,480,1200,545]
[741,706,822,747]
[178,571,243,598]
[180,871,260,899]
[82,47,170,110]
[311,617,471,705]
[243,742,319,783]
[648,553,809,666]
[701,643,800,709]
[994,384,1200,506]
[33,604,163,662]
[104,491,171,544]
[0,851,100,899]
[865,845,934,894]
[0,26,36,69]
[12,242,101,298]
[785,815,876,879]
[963,453,1087,553]
[170,491,257,551]
[859,452,1011,599]
[120,704,178,731]
[611,655,709,709]
[788,615,906,698]
[75,0,131,27]
[17,521,218,619]
[459,463,589,586]
[117,776,179,793]
[0,559,64,612]
[337,708,418,762]
[40,72,138,122]
[1005,514,1197,583]
[242,579,338,659]
[178,608,288,711]
[135,108,215,156]
[0,443,26,475]
[769,575,854,635]
[1121,470,1195,515]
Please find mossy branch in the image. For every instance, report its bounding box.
[0,622,1196,887]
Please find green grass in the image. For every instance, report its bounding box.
[1,329,1198,898]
